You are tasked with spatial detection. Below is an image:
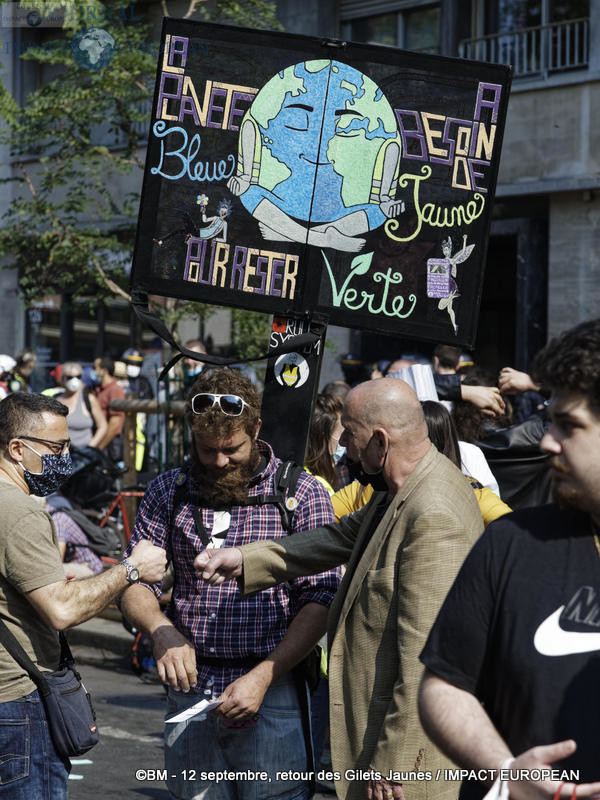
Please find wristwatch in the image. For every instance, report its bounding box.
[121,559,140,584]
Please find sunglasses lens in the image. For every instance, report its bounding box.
[220,395,244,415]
[192,394,215,413]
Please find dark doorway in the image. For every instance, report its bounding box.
[474,234,518,372]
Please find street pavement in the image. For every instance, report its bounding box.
[69,619,333,799]
[66,648,167,799]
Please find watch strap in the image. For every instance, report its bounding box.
[121,558,139,584]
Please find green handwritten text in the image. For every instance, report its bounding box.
[322,251,417,319]
[384,166,486,242]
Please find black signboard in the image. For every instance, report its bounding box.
[132,19,511,348]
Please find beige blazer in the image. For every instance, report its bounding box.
[242,445,484,800]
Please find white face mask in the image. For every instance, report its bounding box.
[64,377,82,393]
[126,364,141,378]
[333,443,346,464]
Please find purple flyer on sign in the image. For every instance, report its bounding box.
[427,259,450,298]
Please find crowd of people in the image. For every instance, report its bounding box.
[1,319,599,800]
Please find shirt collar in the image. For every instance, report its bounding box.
[248,439,277,488]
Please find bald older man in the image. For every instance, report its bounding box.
[196,379,483,800]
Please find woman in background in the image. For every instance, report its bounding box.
[421,400,510,525]
[304,393,344,495]
[56,361,107,449]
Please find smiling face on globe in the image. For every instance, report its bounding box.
[71,27,115,71]
[239,59,400,227]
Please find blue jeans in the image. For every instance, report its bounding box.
[0,690,70,798]
[165,675,311,800]
[309,678,328,769]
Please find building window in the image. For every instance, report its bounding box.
[486,0,588,32]
[345,4,440,54]
[351,12,398,46]
[462,0,589,77]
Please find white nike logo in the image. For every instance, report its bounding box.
[534,606,600,656]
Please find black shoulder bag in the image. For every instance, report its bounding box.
[0,621,99,757]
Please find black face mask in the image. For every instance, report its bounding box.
[347,449,389,492]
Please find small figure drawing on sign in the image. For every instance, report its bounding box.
[153,196,231,247]
[436,235,475,335]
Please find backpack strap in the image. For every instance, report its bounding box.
[0,620,75,694]
[245,461,303,533]
[81,389,98,436]
[82,389,92,416]
[171,470,210,548]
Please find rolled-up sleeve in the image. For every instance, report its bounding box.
[122,472,174,601]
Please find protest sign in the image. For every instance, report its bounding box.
[131,19,511,348]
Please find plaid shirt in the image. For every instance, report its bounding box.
[125,441,340,695]
[52,511,103,574]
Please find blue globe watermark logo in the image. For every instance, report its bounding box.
[71,27,115,70]
[26,10,42,27]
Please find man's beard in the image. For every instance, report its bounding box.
[552,484,585,510]
[191,445,261,509]
[551,459,586,512]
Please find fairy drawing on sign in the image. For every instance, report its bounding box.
[436,235,475,335]
[153,195,231,246]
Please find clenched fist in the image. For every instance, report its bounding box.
[194,548,243,586]
[128,540,167,584]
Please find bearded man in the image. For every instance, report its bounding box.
[418,318,600,800]
[120,368,339,800]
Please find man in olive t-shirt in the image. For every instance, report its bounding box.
[0,392,166,798]
[0,482,65,703]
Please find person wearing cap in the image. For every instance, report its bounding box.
[120,367,340,800]
[339,352,370,387]
[122,349,154,472]
[122,349,154,401]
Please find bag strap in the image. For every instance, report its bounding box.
[171,472,210,549]
[131,289,320,381]
[0,620,74,696]
[291,668,316,791]
[245,461,303,533]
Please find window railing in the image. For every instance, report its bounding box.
[459,17,589,79]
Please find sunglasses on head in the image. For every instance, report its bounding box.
[190,393,254,416]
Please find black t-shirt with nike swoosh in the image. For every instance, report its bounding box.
[420,504,600,795]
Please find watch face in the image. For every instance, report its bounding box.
[123,561,139,583]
